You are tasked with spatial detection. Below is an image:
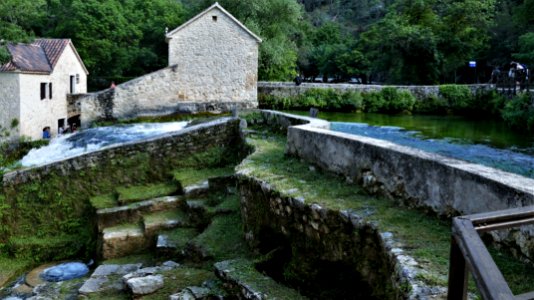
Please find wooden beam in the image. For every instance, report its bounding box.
[452,217,515,300]
[515,291,534,300]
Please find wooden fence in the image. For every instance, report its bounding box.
[448,206,534,300]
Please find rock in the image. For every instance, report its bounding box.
[187,286,211,298]
[161,261,180,270]
[126,275,164,295]
[78,264,141,295]
[40,262,89,282]
[169,290,195,300]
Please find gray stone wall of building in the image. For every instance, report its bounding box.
[258,82,492,101]
[285,121,534,260]
[79,66,258,127]
[167,6,259,105]
[3,118,242,186]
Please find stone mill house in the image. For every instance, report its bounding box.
[81,2,262,126]
[0,39,88,140]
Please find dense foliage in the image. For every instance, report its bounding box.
[0,0,533,86]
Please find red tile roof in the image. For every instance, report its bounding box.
[0,39,71,74]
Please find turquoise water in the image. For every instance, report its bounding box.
[286,111,534,178]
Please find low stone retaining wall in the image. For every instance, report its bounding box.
[258,110,329,131]
[79,66,258,127]
[286,121,534,260]
[3,118,242,187]
[237,174,438,299]
[258,81,491,101]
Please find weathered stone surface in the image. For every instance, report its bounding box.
[237,173,448,299]
[258,82,491,103]
[183,181,210,198]
[3,118,243,187]
[125,275,164,295]
[101,225,149,259]
[78,264,141,295]
[285,118,534,259]
[97,195,183,230]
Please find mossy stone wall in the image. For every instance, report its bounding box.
[237,174,405,299]
[0,118,246,262]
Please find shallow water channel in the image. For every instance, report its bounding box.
[287,111,534,178]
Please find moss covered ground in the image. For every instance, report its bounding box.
[238,131,534,294]
[117,183,179,205]
[173,167,234,187]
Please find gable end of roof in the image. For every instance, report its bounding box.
[165,2,262,43]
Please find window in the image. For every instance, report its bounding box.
[70,75,76,94]
[212,15,217,22]
[40,82,53,100]
[40,83,46,100]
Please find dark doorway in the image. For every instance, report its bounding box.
[58,118,65,134]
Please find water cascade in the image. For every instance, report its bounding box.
[21,122,189,167]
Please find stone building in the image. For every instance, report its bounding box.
[165,2,262,106]
[0,39,88,140]
[80,3,262,127]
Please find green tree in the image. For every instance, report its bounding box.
[0,0,46,64]
[193,0,305,81]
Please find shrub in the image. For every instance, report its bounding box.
[413,94,448,114]
[472,90,506,117]
[439,85,474,112]
[362,91,386,112]
[381,88,416,113]
[502,93,534,131]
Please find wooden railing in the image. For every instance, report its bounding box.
[448,206,534,300]
[495,77,531,96]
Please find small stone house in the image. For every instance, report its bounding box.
[165,2,262,105]
[0,39,88,140]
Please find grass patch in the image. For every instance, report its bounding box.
[0,256,33,287]
[7,234,89,262]
[90,194,117,210]
[490,247,534,294]
[117,183,179,205]
[162,228,199,250]
[190,212,251,261]
[173,167,234,187]
[238,132,534,293]
[215,259,307,299]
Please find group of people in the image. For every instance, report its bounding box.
[42,124,77,139]
[490,61,530,87]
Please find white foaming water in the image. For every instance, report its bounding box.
[21,122,189,167]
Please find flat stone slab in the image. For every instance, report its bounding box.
[143,210,191,236]
[78,263,141,295]
[126,274,164,295]
[101,225,149,259]
[183,181,209,198]
[97,195,183,230]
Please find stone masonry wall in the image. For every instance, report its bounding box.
[238,174,432,299]
[0,73,20,141]
[286,122,534,260]
[3,118,242,187]
[167,6,259,105]
[79,66,258,127]
[258,82,492,101]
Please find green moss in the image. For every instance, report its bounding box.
[90,194,117,210]
[190,212,251,261]
[162,228,199,249]
[117,183,179,205]
[173,167,234,187]
[216,259,307,299]
[141,267,216,300]
[490,247,534,294]
[7,233,89,262]
[0,256,33,287]
[143,210,189,227]
[238,132,534,294]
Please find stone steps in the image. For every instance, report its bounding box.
[214,259,308,300]
[97,195,184,230]
[143,209,192,237]
[101,223,149,259]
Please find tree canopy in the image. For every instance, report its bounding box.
[0,0,532,87]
